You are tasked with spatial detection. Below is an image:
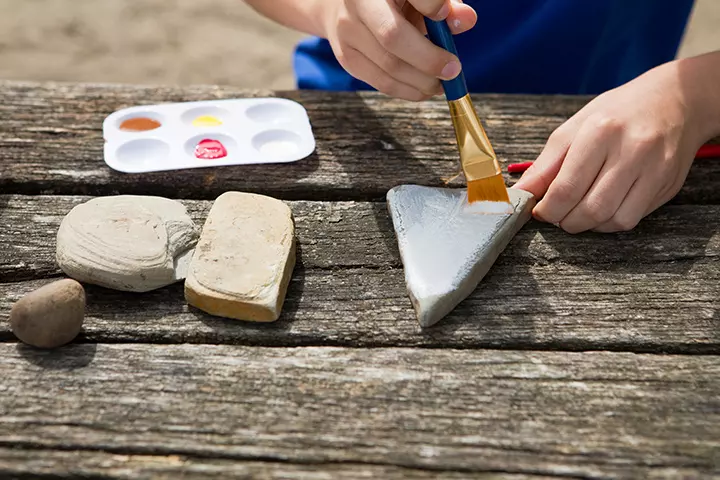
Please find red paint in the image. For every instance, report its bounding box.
[508,161,533,174]
[194,138,227,159]
[507,144,720,174]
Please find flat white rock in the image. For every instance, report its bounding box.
[56,195,199,292]
[387,185,535,327]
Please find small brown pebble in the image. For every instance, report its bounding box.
[9,279,86,349]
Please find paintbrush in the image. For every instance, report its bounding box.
[424,17,511,209]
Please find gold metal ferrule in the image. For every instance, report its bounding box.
[448,94,501,182]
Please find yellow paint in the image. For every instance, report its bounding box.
[192,115,222,127]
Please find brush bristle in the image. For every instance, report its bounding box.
[467,174,511,204]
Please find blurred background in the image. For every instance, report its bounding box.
[0,0,718,90]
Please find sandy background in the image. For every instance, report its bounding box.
[0,0,718,89]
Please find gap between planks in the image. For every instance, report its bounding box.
[0,444,586,480]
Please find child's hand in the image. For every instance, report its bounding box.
[513,54,720,234]
[321,0,477,101]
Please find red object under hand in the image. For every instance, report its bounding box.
[508,161,533,173]
[696,144,720,159]
[507,143,720,174]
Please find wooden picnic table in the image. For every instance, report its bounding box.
[0,80,718,479]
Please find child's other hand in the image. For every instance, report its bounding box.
[512,56,720,234]
[322,0,477,101]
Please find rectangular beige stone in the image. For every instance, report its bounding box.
[184,192,295,322]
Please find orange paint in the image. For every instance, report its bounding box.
[120,117,161,132]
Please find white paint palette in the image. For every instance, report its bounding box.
[102,98,316,173]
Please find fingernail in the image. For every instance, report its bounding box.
[441,60,461,80]
[436,2,450,20]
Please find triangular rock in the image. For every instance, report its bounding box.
[387,185,535,327]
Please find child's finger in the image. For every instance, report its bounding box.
[532,125,610,225]
[557,162,638,234]
[592,175,656,233]
[406,2,475,35]
[355,1,461,81]
[447,1,477,33]
[406,1,476,34]
[405,0,450,20]
[340,46,431,101]
[347,24,441,96]
[512,130,572,199]
[512,101,598,199]
[645,183,679,219]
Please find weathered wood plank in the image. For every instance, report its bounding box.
[2,194,719,280]
[0,195,399,281]
[2,261,718,352]
[0,449,506,480]
[1,81,719,203]
[1,195,719,352]
[0,344,717,479]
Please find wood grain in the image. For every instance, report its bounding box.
[0,449,505,480]
[3,261,718,353]
[2,194,719,352]
[1,81,719,203]
[0,344,717,479]
[4,194,720,281]
[2,81,718,479]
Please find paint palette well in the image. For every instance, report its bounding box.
[103,98,316,173]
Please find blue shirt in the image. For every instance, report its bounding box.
[293,0,695,95]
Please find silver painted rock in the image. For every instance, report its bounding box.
[185,191,296,322]
[387,185,535,328]
[56,195,199,292]
[10,278,85,349]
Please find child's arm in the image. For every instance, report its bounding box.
[244,0,328,37]
[513,50,720,234]
[245,0,478,101]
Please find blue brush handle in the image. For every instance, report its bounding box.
[423,18,468,101]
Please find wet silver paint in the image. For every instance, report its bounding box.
[387,185,535,327]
